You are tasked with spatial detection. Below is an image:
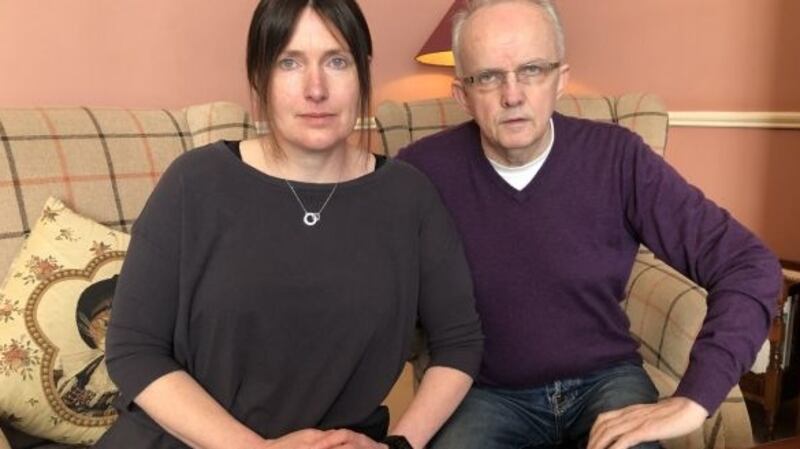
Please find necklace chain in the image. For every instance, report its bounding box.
[254,139,351,227]
[285,179,338,226]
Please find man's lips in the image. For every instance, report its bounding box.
[500,117,530,125]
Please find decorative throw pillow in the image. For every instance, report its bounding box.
[0,197,129,445]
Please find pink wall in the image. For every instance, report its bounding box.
[1,0,798,260]
[555,0,800,262]
[0,0,257,108]
[0,0,450,108]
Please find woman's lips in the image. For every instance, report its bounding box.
[298,112,337,126]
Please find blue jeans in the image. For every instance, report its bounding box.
[430,362,661,449]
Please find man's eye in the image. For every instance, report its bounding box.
[328,56,350,70]
[278,58,299,70]
[476,71,499,85]
[520,64,544,77]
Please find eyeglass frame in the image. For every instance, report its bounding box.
[460,60,563,90]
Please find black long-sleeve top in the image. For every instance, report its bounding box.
[98,141,483,448]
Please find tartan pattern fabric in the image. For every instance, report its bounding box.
[374,93,751,449]
[630,251,751,449]
[0,102,255,279]
[375,98,471,157]
[643,363,724,449]
[375,93,668,157]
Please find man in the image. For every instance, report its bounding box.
[396,1,782,448]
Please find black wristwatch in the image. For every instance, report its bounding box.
[382,435,413,449]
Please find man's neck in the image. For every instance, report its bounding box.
[483,118,554,167]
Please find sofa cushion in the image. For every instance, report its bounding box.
[0,421,80,449]
[0,102,255,287]
[0,197,129,445]
[374,93,668,158]
[185,101,255,148]
[642,362,720,449]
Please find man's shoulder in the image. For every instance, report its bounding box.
[396,121,479,167]
[554,112,643,145]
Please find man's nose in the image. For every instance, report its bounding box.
[500,75,525,108]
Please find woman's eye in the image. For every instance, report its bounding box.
[278,58,299,70]
[328,56,350,70]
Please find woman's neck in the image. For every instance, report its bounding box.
[241,138,373,183]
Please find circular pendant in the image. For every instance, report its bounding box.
[303,212,321,226]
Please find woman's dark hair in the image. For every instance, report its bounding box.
[247,0,373,153]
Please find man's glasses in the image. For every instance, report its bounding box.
[461,61,562,91]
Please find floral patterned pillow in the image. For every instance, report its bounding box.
[0,197,129,445]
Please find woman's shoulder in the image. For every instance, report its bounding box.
[382,158,439,191]
[170,140,231,168]
[374,158,447,210]
[159,140,236,181]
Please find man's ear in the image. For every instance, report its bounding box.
[452,79,473,116]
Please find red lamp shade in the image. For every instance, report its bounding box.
[415,1,467,66]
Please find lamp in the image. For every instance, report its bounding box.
[415,0,466,67]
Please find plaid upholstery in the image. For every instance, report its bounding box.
[628,251,752,449]
[375,98,471,157]
[0,102,255,280]
[375,93,668,157]
[374,94,752,449]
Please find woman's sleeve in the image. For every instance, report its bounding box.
[416,182,484,378]
[105,158,186,410]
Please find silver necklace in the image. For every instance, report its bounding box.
[285,180,338,226]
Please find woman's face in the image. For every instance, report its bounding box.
[267,7,360,155]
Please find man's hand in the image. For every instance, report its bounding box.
[587,397,708,449]
[307,429,388,449]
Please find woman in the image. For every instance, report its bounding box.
[97,1,483,448]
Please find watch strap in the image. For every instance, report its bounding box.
[382,435,413,449]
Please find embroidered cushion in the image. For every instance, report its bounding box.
[0,197,129,445]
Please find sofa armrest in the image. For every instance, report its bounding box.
[625,249,754,448]
[625,248,706,378]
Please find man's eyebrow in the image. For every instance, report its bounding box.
[471,65,503,73]
[471,58,552,72]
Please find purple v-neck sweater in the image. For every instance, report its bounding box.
[397,113,781,413]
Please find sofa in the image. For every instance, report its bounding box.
[0,94,753,448]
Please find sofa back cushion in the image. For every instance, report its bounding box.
[374,93,668,157]
[0,102,255,278]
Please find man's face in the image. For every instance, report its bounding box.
[453,2,569,163]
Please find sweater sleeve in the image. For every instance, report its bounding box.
[105,158,186,410]
[621,134,782,414]
[416,180,484,378]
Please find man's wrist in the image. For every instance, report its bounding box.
[382,435,413,449]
